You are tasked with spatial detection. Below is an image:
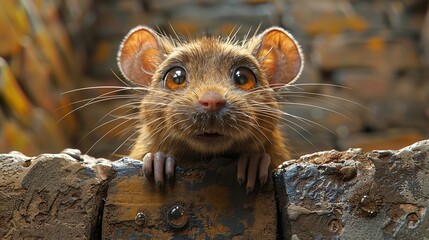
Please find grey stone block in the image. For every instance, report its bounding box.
[274,140,429,239]
[0,150,113,239]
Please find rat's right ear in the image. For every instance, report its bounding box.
[117,26,165,86]
[249,27,304,86]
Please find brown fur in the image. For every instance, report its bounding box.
[118,26,303,168]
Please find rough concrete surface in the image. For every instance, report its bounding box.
[0,150,113,239]
[1,140,428,239]
[274,140,429,239]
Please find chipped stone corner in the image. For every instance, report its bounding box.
[274,139,429,239]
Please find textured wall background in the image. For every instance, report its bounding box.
[0,0,428,159]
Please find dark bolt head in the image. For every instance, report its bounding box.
[167,205,188,229]
[135,212,146,226]
[360,195,378,217]
[339,166,357,181]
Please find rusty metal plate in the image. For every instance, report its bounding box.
[102,157,277,239]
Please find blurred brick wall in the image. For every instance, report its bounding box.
[87,0,429,158]
[0,1,94,155]
[1,0,429,159]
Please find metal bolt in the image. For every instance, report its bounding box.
[135,212,146,226]
[167,205,188,229]
[360,195,378,217]
[339,166,357,181]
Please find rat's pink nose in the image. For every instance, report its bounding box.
[199,90,226,112]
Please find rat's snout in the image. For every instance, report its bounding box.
[198,90,226,112]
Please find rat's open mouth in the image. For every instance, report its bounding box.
[195,131,224,139]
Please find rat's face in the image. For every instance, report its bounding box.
[118,26,303,155]
[142,39,279,154]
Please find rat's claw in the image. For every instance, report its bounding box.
[259,154,271,186]
[153,152,165,187]
[142,152,176,188]
[142,153,154,177]
[237,154,249,185]
[246,155,259,193]
[237,153,271,193]
[165,155,175,180]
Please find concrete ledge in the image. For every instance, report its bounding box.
[0,152,276,239]
[275,140,429,239]
[0,150,113,239]
[1,140,428,239]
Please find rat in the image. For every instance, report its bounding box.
[117,26,304,192]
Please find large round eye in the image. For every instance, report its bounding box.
[233,67,257,90]
[164,67,187,89]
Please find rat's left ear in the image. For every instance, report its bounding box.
[250,27,304,86]
[117,26,169,86]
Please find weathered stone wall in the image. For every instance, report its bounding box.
[275,139,429,239]
[1,140,428,239]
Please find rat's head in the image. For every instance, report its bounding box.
[118,26,303,154]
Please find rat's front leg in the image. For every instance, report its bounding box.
[142,152,175,188]
[237,153,271,193]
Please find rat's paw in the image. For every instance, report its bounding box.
[142,152,175,188]
[237,153,271,193]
